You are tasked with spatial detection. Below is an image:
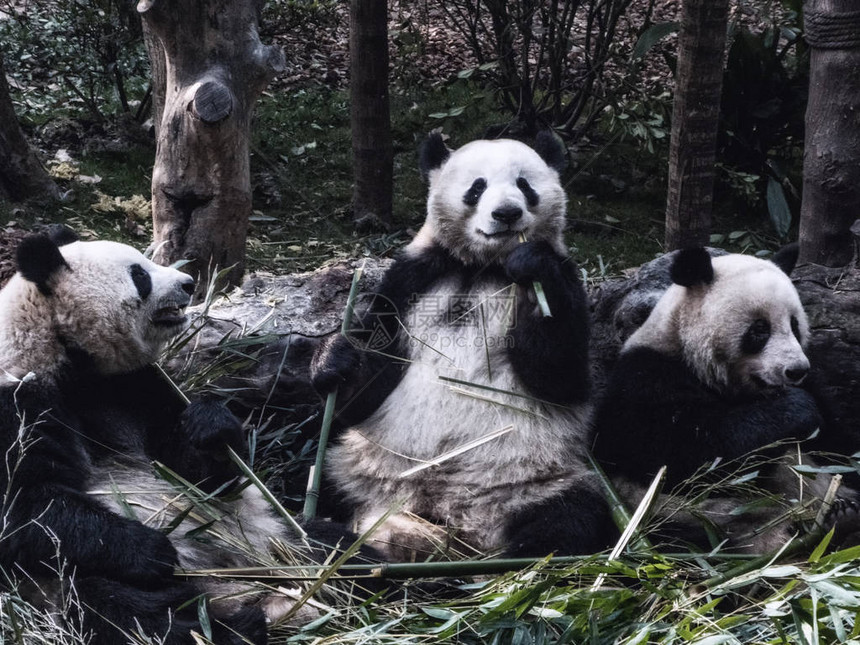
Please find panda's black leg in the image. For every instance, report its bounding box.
[70,578,267,645]
[502,484,617,558]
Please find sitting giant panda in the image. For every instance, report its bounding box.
[593,247,860,552]
[311,132,615,560]
[0,230,333,645]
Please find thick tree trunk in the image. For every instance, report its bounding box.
[141,20,166,139]
[664,0,730,251]
[0,52,59,202]
[350,0,393,229]
[798,0,860,267]
[138,0,284,295]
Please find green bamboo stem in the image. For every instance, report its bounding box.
[517,232,552,317]
[302,261,365,519]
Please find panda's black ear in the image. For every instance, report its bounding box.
[16,233,70,295]
[670,247,714,287]
[771,243,799,276]
[419,132,450,181]
[45,224,79,247]
[533,130,567,174]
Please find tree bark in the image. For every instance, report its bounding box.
[0,52,59,202]
[350,0,393,228]
[798,0,860,267]
[664,0,730,251]
[141,20,166,139]
[138,0,285,295]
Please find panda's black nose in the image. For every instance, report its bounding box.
[492,205,523,224]
[785,366,808,384]
[180,279,195,296]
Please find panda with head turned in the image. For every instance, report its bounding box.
[311,132,615,560]
[593,246,860,552]
[0,228,344,645]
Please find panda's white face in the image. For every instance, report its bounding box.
[627,252,810,395]
[422,139,567,264]
[49,241,195,374]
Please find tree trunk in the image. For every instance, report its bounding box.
[798,0,860,267]
[664,0,730,251]
[141,20,166,139]
[0,52,59,202]
[350,0,393,229]
[138,0,285,295]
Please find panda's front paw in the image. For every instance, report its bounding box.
[119,522,179,584]
[181,399,244,456]
[310,334,361,395]
[505,240,564,285]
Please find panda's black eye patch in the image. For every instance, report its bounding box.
[463,178,487,207]
[516,177,539,207]
[742,318,771,355]
[130,264,152,299]
[791,315,801,342]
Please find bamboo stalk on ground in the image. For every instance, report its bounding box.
[302,261,365,519]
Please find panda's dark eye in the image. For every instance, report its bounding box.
[790,315,801,342]
[742,318,771,355]
[516,177,539,207]
[129,263,152,299]
[463,178,487,207]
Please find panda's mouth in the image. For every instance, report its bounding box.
[152,305,188,327]
[476,228,520,239]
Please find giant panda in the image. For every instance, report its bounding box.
[592,246,860,552]
[311,132,615,560]
[0,229,345,645]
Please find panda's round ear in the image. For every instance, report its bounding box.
[533,130,567,174]
[670,247,714,287]
[16,233,70,295]
[418,132,450,182]
[771,242,799,276]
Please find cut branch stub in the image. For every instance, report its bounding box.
[192,81,233,124]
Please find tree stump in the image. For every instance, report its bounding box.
[138,0,285,295]
[798,0,860,266]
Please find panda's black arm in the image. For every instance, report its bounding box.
[0,387,178,584]
[593,347,823,487]
[312,244,461,425]
[503,241,591,404]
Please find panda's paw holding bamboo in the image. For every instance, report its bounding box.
[310,333,361,395]
[181,398,244,457]
[504,240,561,285]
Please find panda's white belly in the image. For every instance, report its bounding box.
[88,462,286,571]
[328,279,591,548]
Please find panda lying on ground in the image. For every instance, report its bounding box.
[311,132,615,560]
[0,229,351,645]
[593,247,860,552]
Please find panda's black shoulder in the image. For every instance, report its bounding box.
[378,242,468,302]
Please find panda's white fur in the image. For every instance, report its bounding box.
[313,133,613,560]
[594,248,859,553]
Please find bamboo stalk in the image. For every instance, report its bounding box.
[227,446,308,543]
[517,232,552,317]
[302,261,365,519]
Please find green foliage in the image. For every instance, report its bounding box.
[0,0,148,122]
[717,8,808,240]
